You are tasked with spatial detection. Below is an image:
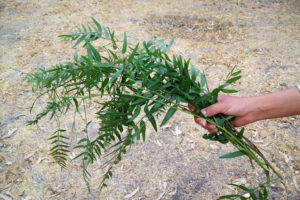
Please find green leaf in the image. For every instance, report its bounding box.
[162,38,174,53]
[122,32,127,54]
[87,45,93,61]
[131,97,147,105]
[150,100,163,113]
[249,192,257,200]
[190,64,199,82]
[219,150,246,159]
[178,56,183,74]
[103,27,109,38]
[160,107,177,126]
[237,127,245,139]
[97,141,105,149]
[87,24,92,32]
[200,73,206,88]
[156,39,166,50]
[128,43,139,62]
[221,88,238,93]
[105,68,123,89]
[50,145,59,151]
[58,34,72,38]
[231,70,241,76]
[81,56,93,67]
[218,194,242,199]
[78,138,88,144]
[95,144,101,156]
[73,98,79,112]
[127,105,141,123]
[82,24,87,32]
[60,149,70,153]
[73,34,86,47]
[108,29,117,49]
[101,77,109,92]
[219,83,230,90]
[91,17,102,33]
[144,104,157,131]
[259,184,268,199]
[48,135,59,140]
[263,188,268,199]
[114,130,122,141]
[108,50,118,60]
[72,152,85,161]
[73,145,86,149]
[87,42,101,62]
[140,120,146,141]
[134,124,140,140]
[228,184,252,192]
[259,191,263,200]
[59,135,69,139]
[108,170,112,178]
[74,50,78,60]
[226,75,241,84]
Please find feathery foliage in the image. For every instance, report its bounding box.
[27,18,281,197]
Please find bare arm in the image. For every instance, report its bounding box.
[250,87,300,121]
[191,87,300,133]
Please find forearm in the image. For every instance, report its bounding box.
[249,87,300,121]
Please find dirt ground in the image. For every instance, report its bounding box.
[0,0,300,199]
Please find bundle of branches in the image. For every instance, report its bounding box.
[26,18,281,199]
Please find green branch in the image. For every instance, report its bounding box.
[26,17,283,198]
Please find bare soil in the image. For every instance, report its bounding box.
[0,0,299,199]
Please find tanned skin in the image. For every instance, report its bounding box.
[189,87,300,133]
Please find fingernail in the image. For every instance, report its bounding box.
[200,119,206,127]
[201,109,207,117]
[208,124,216,129]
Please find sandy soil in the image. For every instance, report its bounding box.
[0,0,300,199]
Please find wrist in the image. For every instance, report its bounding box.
[245,96,270,122]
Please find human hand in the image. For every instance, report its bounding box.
[189,95,256,133]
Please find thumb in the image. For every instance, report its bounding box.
[201,102,225,117]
